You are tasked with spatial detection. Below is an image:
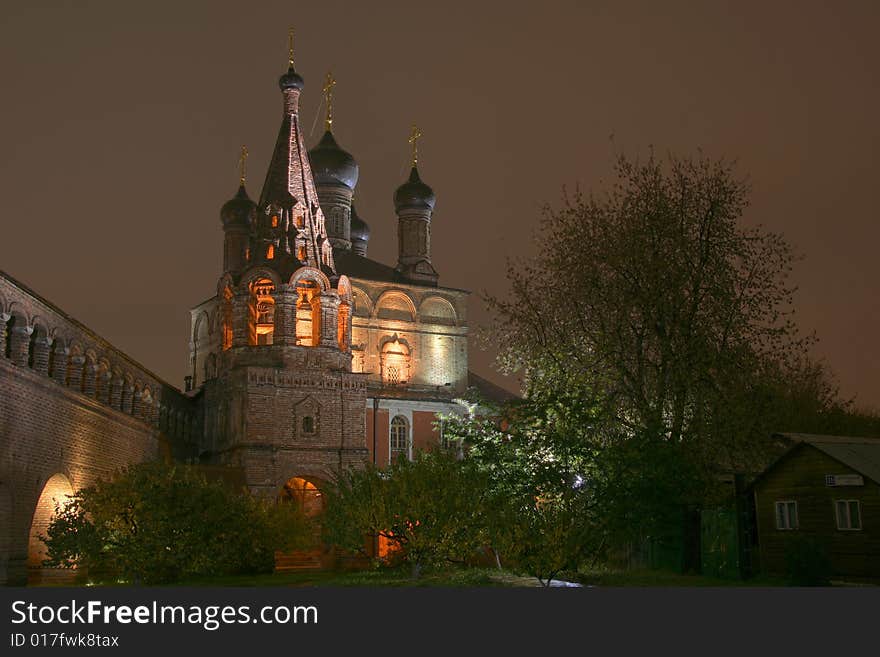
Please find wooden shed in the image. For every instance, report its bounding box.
[752,433,880,578]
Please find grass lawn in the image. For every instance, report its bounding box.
[41,566,873,587]
[571,568,788,587]
[181,567,791,587]
[180,567,524,587]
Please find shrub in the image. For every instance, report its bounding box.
[784,537,832,586]
[42,461,310,584]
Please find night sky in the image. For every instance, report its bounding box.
[1,2,878,408]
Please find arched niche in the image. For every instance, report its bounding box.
[375,291,416,323]
[419,296,458,326]
[379,335,412,386]
[28,473,75,584]
[351,286,373,318]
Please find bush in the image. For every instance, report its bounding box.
[322,451,490,577]
[784,537,832,586]
[42,461,310,584]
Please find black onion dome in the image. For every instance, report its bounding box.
[349,204,370,241]
[279,66,304,91]
[394,166,436,212]
[220,185,256,226]
[308,130,359,189]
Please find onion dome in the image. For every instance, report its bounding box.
[220,185,256,226]
[279,66,304,91]
[349,204,370,242]
[350,204,370,256]
[308,130,359,190]
[394,166,436,212]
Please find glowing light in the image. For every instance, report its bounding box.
[249,278,275,345]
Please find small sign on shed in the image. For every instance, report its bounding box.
[824,474,864,487]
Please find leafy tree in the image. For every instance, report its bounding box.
[456,151,879,560]
[322,451,490,578]
[483,152,861,476]
[493,490,599,587]
[42,461,310,584]
[442,391,698,572]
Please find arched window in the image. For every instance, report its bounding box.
[337,302,350,350]
[302,416,314,434]
[221,286,233,350]
[390,415,410,462]
[248,277,275,345]
[295,279,321,346]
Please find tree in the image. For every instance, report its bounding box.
[493,490,599,587]
[461,151,879,559]
[441,391,695,574]
[42,461,310,584]
[322,451,490,578]
[487,152,830,473]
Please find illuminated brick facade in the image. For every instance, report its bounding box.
[0,271,193,585]
[186,58,469,494]
[0,53,478,584]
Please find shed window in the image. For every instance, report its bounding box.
[775,501,798,530]
[835,500,861,530]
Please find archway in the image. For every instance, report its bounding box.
[279,476,325,518]
[248,277,276,345]
[28,473,74,585]
[276,476,327,572]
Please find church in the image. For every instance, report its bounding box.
[0,39,508,584]
[186,45,475,499]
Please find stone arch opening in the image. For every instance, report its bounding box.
[275,475,328,571]
[248,277,275,345]
[192,312,210,385]
[279,476,325,518]
[221,285,234,351]
[28,473,75,585]
[294,279,321,346]
[337,277,352,351]
[27,323,49,371]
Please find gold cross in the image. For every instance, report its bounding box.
[288,27,295,68]
[239,145,248,185]
[323,71,336,132]
[408,124,422,167]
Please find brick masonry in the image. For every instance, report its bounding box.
[0,271,194,585]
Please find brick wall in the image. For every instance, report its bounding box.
[0,271,193,585]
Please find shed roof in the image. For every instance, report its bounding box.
[771,433,880,485]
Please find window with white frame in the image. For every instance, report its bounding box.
[439,418,460,456]
[775,501,798,530]
[390,415,410,462]
[835,500,862,530]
